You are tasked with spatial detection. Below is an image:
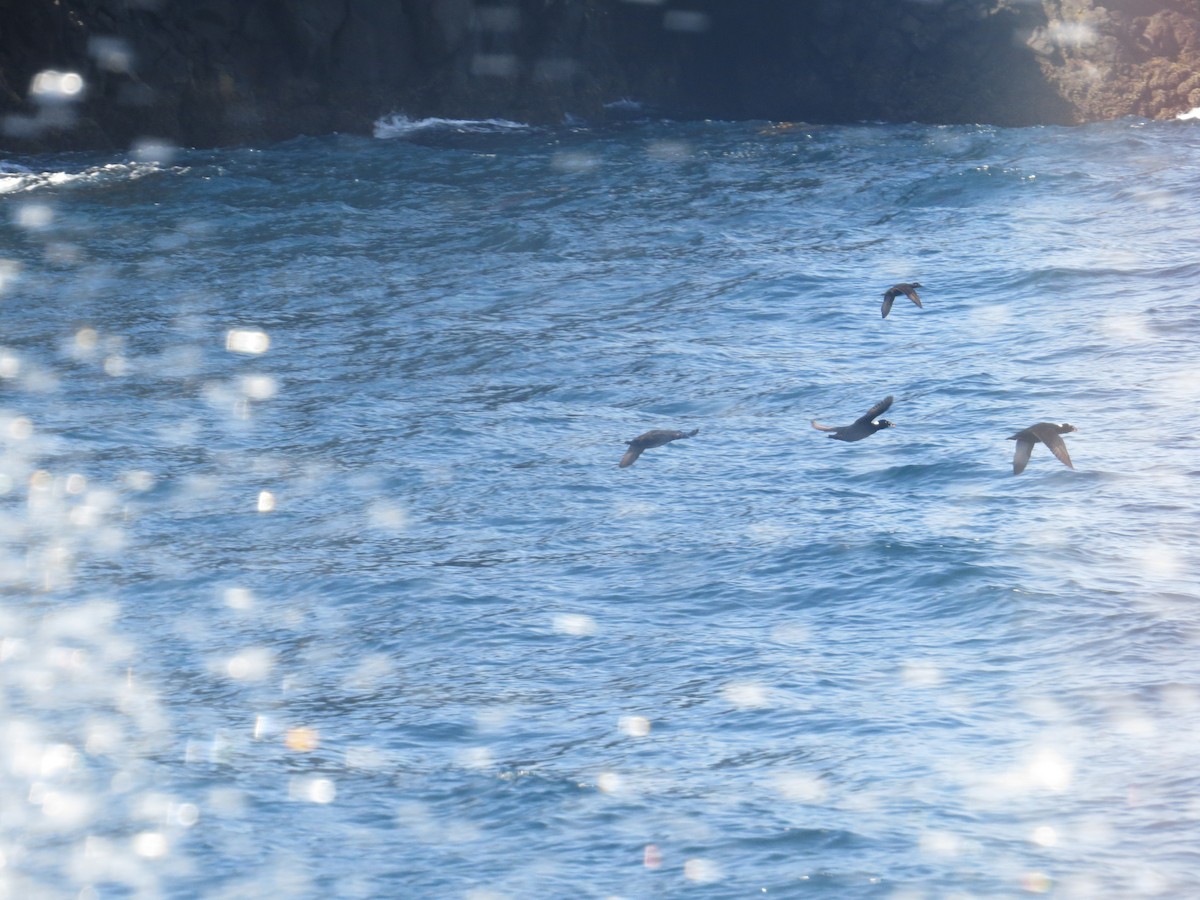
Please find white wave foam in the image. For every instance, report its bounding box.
[603,98,646,112]
[1175,107,1200,121]
[372,113,531,139]
[0,161,174,195]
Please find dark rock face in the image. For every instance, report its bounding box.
[1,0,1197,153]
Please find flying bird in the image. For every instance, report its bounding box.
[881,282,923,318]
[1007,422,1077,475]
[811,396,896,442]
[619,428,699,467]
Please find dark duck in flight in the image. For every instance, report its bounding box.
[619,428,699,467]
[811,396,896,442]
[881,282,923,318]
[1007,422,1077,475]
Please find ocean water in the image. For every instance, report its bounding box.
[1,115,1199,898]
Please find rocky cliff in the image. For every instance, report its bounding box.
[2,0,1198,152]
[1033,0,1200,120]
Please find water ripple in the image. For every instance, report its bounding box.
[1,118,1199,897]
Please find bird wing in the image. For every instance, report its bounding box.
[903,285,922,308]
[1012,438,1034,475]
[1036,430,1074,469]
[881,294,895,318]
[811,420,838,432]
[619,445,644,467]
[857,395,893,424]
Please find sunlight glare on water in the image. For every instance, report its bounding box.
[0,116,1199,897]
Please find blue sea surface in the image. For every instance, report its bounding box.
[1,115,1200,898]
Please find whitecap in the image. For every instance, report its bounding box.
[0,160,176,194]
[603,98,645,112]
[1175,107,1200,121]
[0,161,38,194]
[371,113,530,139]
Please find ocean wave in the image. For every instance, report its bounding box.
[5,117,1200,898]
[0,160,175,194]
[372,113,532,139]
